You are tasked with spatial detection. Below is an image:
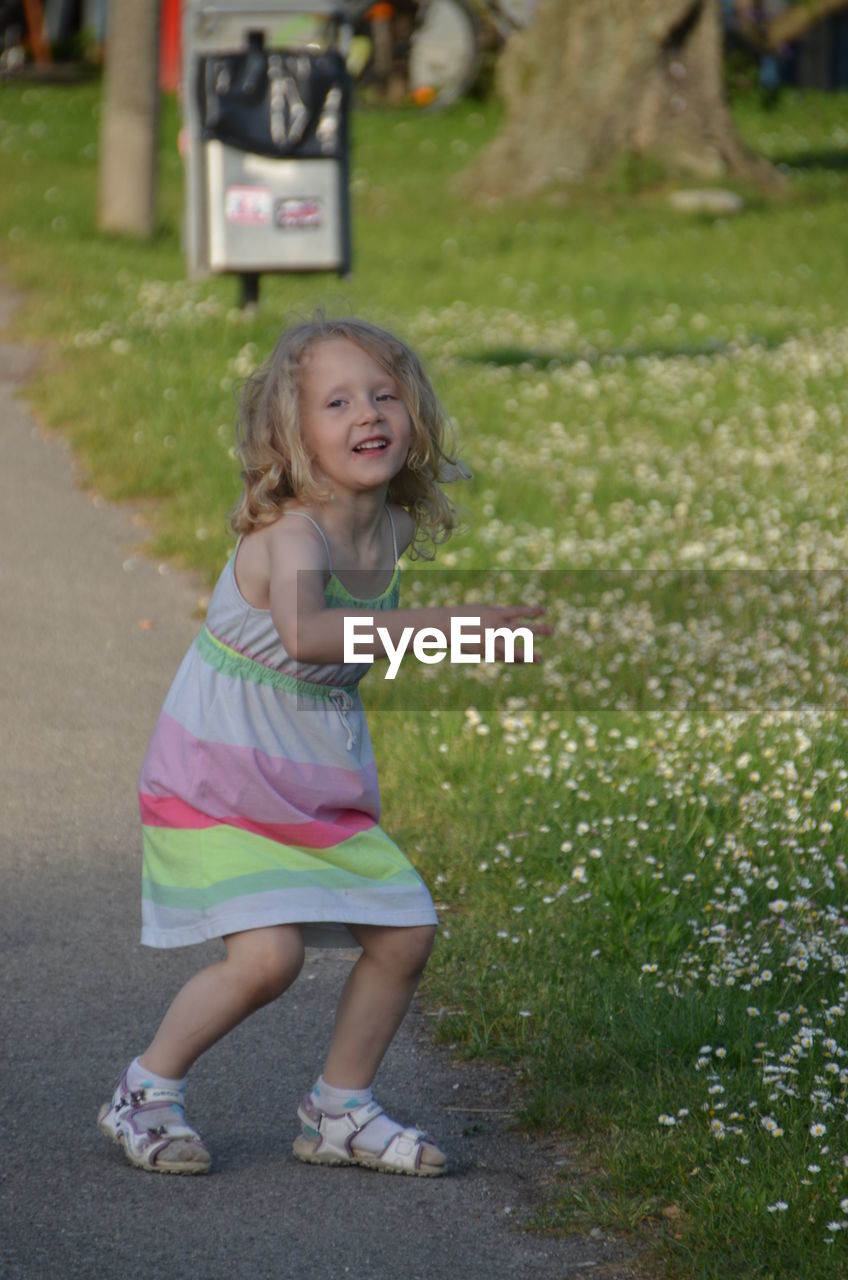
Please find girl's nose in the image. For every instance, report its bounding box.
[356,396,382,423]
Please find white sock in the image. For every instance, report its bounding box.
[311,1076,371,1111]
[127,1056,186,1095]
[310,1076,408,1156]
[126,1057,187,1129]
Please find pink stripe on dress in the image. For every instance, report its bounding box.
[139,792,375,848]
[139,712,380,826]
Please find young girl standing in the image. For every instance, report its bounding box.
[98,315,542,1178]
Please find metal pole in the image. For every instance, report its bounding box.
[239,272,260,308]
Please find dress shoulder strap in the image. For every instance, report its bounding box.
[386,506,399,565]
[283,511,333,571]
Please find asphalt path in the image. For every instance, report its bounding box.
[0,285,641,1280]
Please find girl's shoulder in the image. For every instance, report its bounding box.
[235,508,330,609]
[265,506,334,574]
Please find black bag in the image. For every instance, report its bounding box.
[198,43,348,160]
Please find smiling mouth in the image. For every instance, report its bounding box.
[353,439,389,453]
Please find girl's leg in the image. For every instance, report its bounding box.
[295,924,444,1173]
[141,924,305,1079]
[321,924,436,1087]
[99,925,304,1175]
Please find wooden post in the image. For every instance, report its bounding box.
[98,0,161,237]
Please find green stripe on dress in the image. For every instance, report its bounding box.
[142,865,423,911]
[142,822,422,891]
[196,626,359,699]
[324,566,400,609]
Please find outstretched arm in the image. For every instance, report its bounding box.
[267,517,547,667]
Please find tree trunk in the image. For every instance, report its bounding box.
[467,0,776,198]
[97,0,161,236]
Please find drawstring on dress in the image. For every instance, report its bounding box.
[329,688,356,751]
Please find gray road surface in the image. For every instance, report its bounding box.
[0,286,641,1280]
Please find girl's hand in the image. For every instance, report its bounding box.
[458,605,550,664]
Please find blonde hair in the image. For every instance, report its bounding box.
[230,315,469,558]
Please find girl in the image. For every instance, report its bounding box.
[98,315,543,1178]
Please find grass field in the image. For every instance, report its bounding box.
[2,78,848,1278]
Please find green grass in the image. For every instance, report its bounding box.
[3,78,848,1278]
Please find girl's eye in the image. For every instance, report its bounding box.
[376,393,396,402]
[327,398,345,408]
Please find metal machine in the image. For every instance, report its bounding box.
[182,1,353,301]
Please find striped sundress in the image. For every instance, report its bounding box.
[138,511,437,949]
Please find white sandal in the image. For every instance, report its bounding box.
[97,1067,211,1175]
[292,1095,447,1177]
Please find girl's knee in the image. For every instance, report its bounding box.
[363,924,436,978]
[225,926,304,1007]
[411,924,438,966]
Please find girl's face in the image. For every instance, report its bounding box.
[298,338,413,497]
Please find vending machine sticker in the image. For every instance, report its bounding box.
[224,186,273,225]
[274,198,323,230]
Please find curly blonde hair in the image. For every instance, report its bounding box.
[230,315,469,557]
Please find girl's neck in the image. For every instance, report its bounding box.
[293,489,390,567]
